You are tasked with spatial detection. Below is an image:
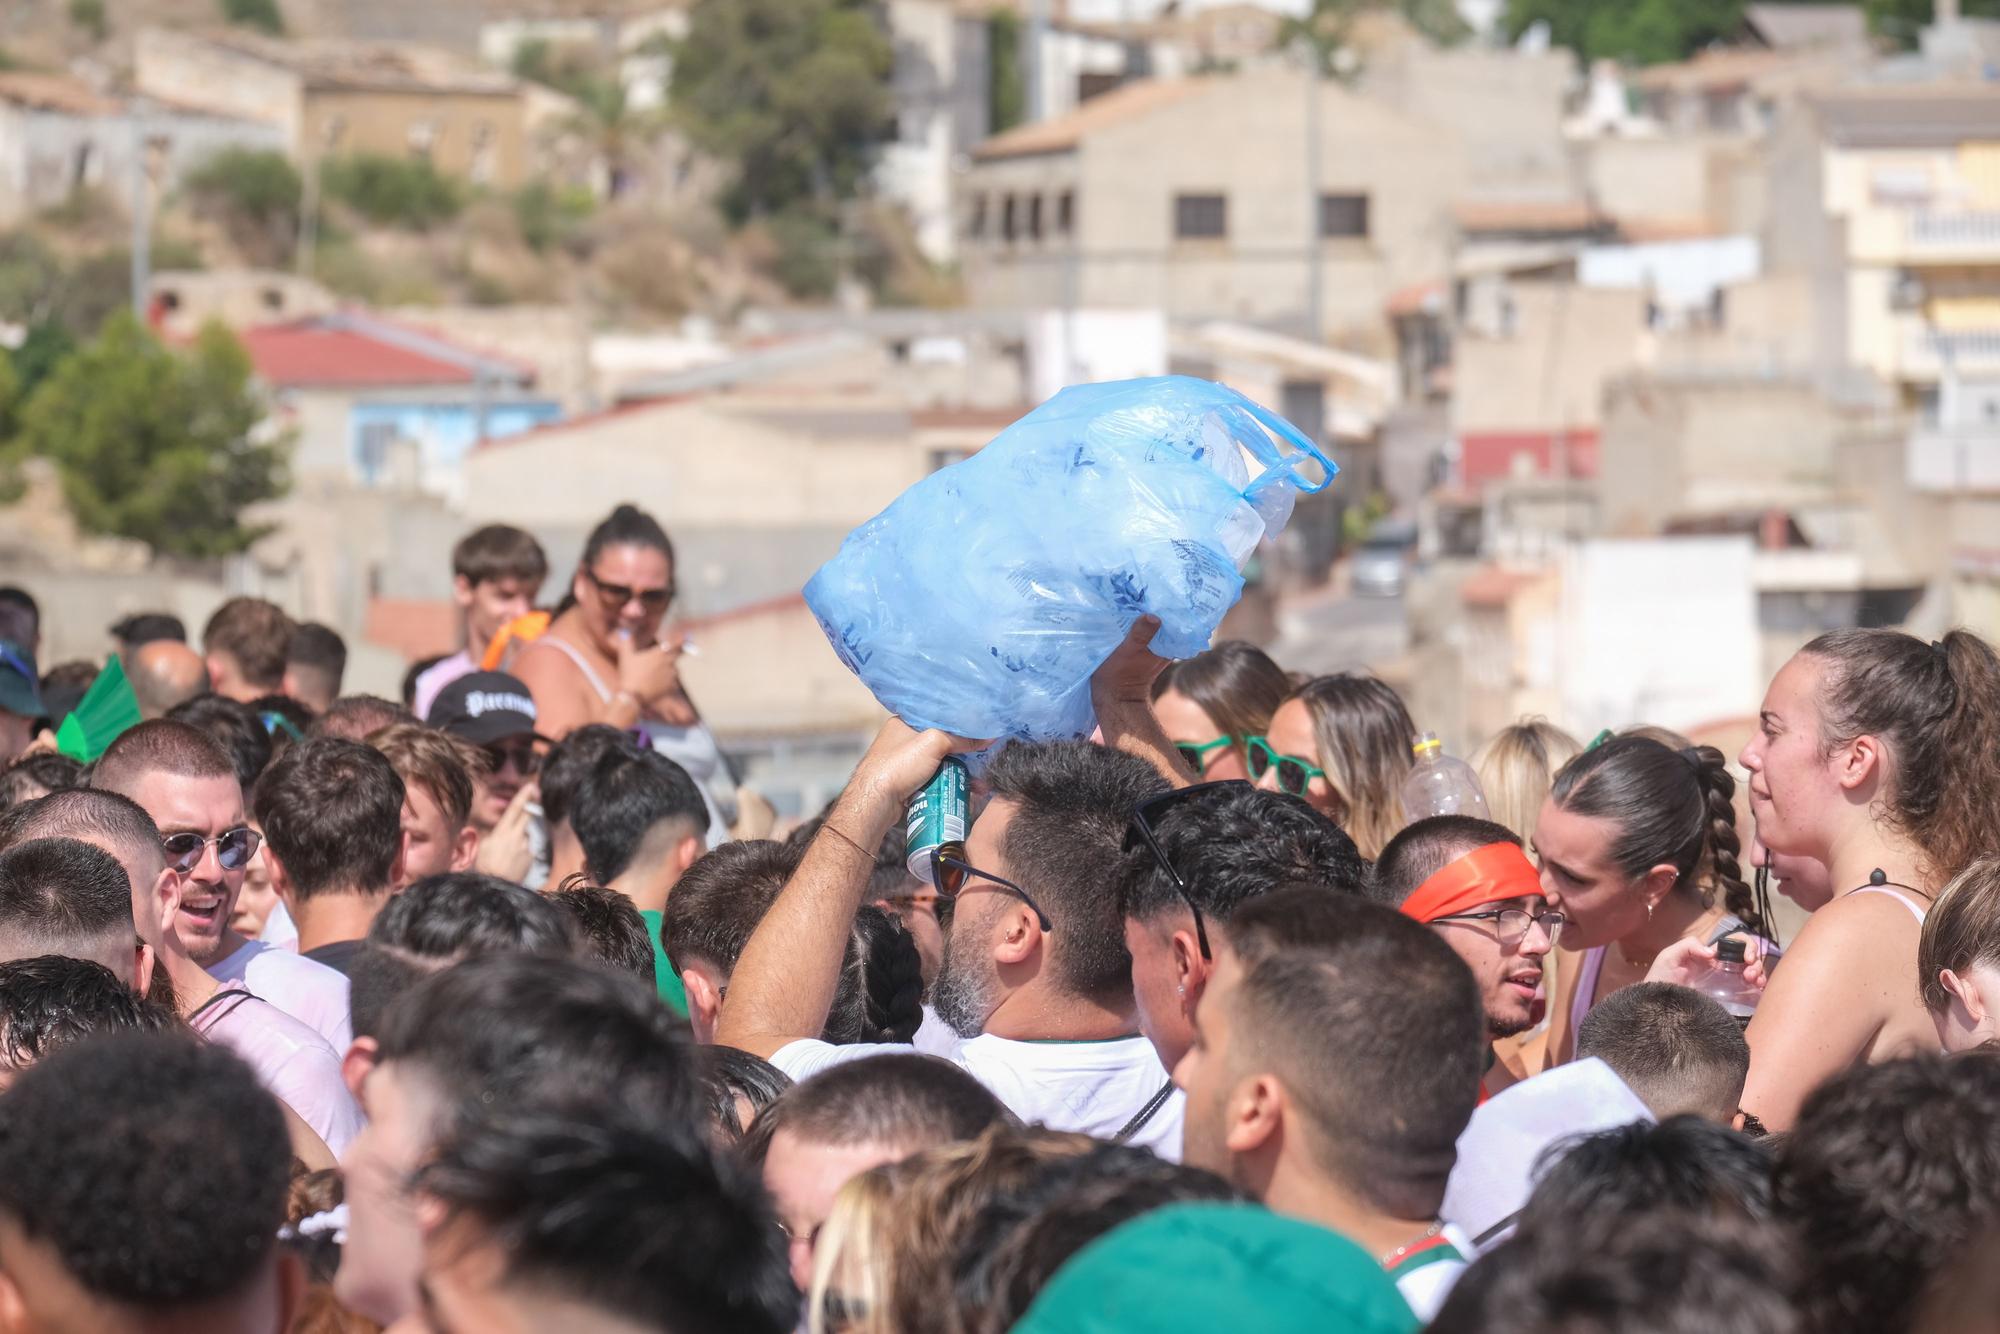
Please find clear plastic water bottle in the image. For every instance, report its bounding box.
[1402,732,1491,822]
[1693,938,1760,1028]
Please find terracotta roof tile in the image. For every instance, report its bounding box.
[973,78,1212,161]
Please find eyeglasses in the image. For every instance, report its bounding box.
[1173,736,1237,773]
[1245,737,1327,797]
[483,741,541,776]
[586,569,674,611]
[929,851,1053,932]
[161,826,262,876]
[1122,782,1253,962]
[1430,906,1567,946]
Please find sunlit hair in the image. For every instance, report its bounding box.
[1472,718,1581,845]
[1919,855,2000,1014]
[1288,674,1417,859]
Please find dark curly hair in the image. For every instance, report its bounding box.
[0,1031,289,1306]
[1775,1050,2000,1334]
[1118,782,1366,922]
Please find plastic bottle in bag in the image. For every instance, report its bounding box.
[805,377,1336,744]
[1402,733,1491,822]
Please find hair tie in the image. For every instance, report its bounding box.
[1677,746,1705,772]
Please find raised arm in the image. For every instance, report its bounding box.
[716,718,955,1059]
[1091,616,1198,789]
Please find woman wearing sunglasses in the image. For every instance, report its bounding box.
[1149,641,1291,783]
[1250,674,1416,859]
[513,503,734,842]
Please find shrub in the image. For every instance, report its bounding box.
[320,154,465,231]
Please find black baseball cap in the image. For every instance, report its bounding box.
[427,671,541,745]
[0,640,41,720]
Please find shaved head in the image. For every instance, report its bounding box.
[128,642,207,721]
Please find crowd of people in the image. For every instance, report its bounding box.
[0,502,1995,1333]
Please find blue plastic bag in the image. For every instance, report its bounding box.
[805,376,1337,744]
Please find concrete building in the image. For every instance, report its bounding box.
[962,69,1468,347]
[0,73,282,225]
[135,27,533,188]
[242,312,562,496]
[148,270,336,340]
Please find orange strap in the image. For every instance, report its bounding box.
[1401,842,1542,923]
[481,611,551,671]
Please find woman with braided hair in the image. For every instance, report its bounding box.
[1734,627,2000,1131]
[1528,734,1766,1070]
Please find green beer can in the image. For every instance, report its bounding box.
[906,757,970,884]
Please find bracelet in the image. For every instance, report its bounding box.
[820,821,877,861]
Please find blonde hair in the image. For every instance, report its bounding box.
[1920,855,2000,1014]
[807,1126,1097,1334]
[1282,676,1414,859]
[1473,718,1582,845]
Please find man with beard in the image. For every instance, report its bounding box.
[718,720,1184,1155]
[1368,817,1561,1098]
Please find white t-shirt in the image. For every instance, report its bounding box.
[208,939,352,1053]
[260,899,300,950]
[770,1031,1185,1160]
[1389,1222,1474,1322]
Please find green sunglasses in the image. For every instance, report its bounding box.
[1245,736,1327,796]
[1173,736,1237,773]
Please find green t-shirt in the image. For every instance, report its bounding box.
[638,909,688,1016]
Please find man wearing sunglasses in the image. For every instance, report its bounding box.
[1370,816,1563,1098]
[718,718,1188,1156]
[0,786,364,1156]
[93,721,353,1052]
[428,672,546,839]
[1119,783,1366,1074]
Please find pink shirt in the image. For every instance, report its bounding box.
[209,939,352,1052]
[189,980,365,1156]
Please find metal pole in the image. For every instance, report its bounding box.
[1304,53,1323,342]
[129,103,149,321]
[1028,0,1048,121]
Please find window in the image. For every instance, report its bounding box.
[1175,193,1227,240]
[1319,193,1370,239]
[406,119,439,163]
[1027,194,1043,241]
[469,121,497,186]
[1056,190,1075,235]
[968,193,988,239]
[1001,193,1019,242]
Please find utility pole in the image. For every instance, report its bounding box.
[1028,0,1049,122]
[129,101,150,321]
[1305,52,1323,343]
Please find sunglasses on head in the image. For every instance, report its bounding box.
[927,849,1053,932]
[1245,737,1327,797]
[161,826,261,876]
[1122,782,1254,961]
[586,569,674,611]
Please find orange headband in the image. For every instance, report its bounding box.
[1401,843,1542,924]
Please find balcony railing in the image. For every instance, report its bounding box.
[1900,323,2000,378]
[1909,209,2000,253]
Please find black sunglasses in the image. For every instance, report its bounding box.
[161,826,262,876]
[1122,782,1253,962]
[587,569,674,610]
[929,850,1053,932]
[483,741,542,776]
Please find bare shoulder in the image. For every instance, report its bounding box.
[1771,890,1923,983]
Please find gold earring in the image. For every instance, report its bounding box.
[1646,901,1655,922]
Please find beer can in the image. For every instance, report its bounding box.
[906,757,970,884]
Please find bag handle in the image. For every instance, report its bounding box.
[1235,394,1339,496]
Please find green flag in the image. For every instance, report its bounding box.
[55,654,142,763]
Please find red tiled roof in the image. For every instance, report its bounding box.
[242,323,482,388]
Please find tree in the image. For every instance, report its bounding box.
[1864,0,2000,44]
[670,0,896,224]
[1503,0,1747,64]
[184,148,302,266]
[989,10,1025,134]
[219,0,284,36]
[1285,0,1471,69]
[68,0,106,40]
[17,313,288,558]
[320,154,464,230]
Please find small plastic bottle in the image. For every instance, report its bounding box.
[1402,732,1491,822]
[1694,938,1760,1027]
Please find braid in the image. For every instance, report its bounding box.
[1690,746,1763,937]
[861,911,925,1044]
